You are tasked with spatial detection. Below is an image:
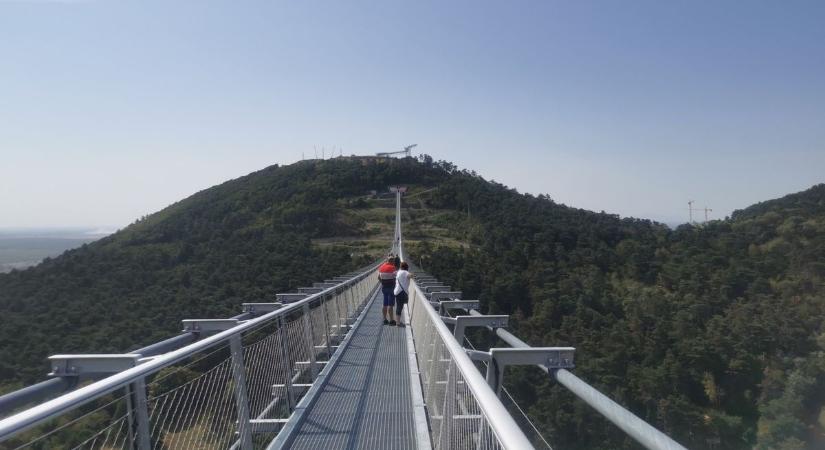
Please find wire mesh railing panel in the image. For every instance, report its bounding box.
[70,413,131,450]
[308,302,328,357]
[348,283,361,317]
[442,366,503,450]
[146,351,238,450]
[0,266,381,450]
[408,280,521,450]
[283,316,313,385]
[331,292,346,333]
[6,392,132,450]
[321,295,338,346]
[242,324,290,421]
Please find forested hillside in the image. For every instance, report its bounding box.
[0,157,445,388]
[418,175,825,450]
[1,157,823,449]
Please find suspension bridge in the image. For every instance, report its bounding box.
[0,191,688,450]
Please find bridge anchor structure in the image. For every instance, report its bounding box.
[0,189,687,450]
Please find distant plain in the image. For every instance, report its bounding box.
[0,228,112,273]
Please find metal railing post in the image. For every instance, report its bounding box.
[440,360,455,448]
[484,357,501,395]
[320,294,333,357]
[276,316,296,411]
[409,279,536,449]
[347,283,355,318]
[129,378,151,450]
[301,303,319,380]
[343,285,353,323]
[331,288,344,338]
[124,385,136,448]
[476,419,494,450]
[409,286,417,325]
[229,334,253,450]
[355,281,363,312]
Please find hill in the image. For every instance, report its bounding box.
[0,158,444,387]
[1,157,824,449]
[418,177,825,450]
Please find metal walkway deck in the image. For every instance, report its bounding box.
[289,288,418,450]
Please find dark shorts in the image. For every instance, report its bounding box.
[382,286,395,307]
[395,291,408,316]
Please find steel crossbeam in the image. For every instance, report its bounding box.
[430,291,463,302]
[297,287,324,294]
[423,284,451,293]
[181,318,240,334]
[485,347,575,394]
[276,293,308,303]
[48,354,141,378]
[437,299,476,314]
[242,302,284,315]
[453,315,509,342]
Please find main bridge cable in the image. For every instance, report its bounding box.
[464,306,687,450]
[398,188,541,449]
[396,188,687,450]
[266,193,409,449]
[398,186,549,447]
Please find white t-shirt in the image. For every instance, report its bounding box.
[394,270,410,295]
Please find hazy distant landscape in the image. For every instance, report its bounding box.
[0,228,113,273]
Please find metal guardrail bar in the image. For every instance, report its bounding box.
[0,310,253,414]
[266,284,383,449]
[409,279,534,449]
[0,264,380,442]
[0,379,74,417]
[468,310,687,450]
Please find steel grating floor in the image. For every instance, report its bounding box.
[289,289,418,450]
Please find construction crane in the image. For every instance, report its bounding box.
[377,144,417,158]
[688,200,713,223]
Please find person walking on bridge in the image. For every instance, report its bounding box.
[378,256,397,325]
[394,262,411,326]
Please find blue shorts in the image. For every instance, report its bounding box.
[382,286,395,307]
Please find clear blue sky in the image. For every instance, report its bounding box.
[1,1,824,228]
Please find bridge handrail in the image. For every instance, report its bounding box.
[0,262,380,443]
[467,310,687,450]
[409,278,534,449]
